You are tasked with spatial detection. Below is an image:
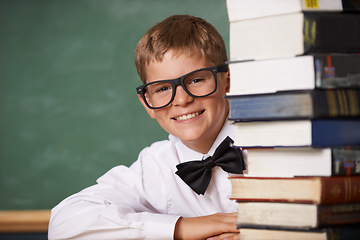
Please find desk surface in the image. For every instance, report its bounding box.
[0,210,50,233]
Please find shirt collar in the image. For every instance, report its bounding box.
[170,120,234,164]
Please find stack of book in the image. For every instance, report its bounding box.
[226,0,360,239]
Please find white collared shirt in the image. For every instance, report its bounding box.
[48,121,240,239]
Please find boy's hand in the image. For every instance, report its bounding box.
[174,212,239,240]
[207,233,240,240]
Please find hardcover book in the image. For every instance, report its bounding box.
[227,89,360,121]
[229,175,360,204]
[227,54,360,95]
[229,12,360,61]
[232,119,360,147]
[235,225,360,240]
[227,0,360,22]
[243,147,360,178]
[236,202,360,229]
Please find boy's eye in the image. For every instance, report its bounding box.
[156,86,171,93]
[150,83,172,93]
[186,76,208,87]
[190,77,205,84]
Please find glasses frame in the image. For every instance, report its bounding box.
[136,64,228,109]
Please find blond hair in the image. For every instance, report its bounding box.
[135,15,228,83]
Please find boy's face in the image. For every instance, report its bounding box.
[139,50,230,153]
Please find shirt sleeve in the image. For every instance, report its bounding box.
[48,147,181,240]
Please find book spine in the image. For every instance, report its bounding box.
[313,89,360,118]
[318,203,360,226]
[321,176,360,204]
[332,147,360,176]
[314,54,360,89]
[342,0,360,11]
[312,119,360,147]
[303,12,360,54]
[325,224,360,239]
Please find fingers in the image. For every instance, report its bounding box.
[210,212,238,232]
[205,213,239,240]
[207,232,240,240]
[174,212,239,240]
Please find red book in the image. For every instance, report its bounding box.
[230,176,360,204]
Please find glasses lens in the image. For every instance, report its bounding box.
[184,69,216,97]
[144,81,173,108]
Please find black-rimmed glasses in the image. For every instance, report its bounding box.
[136,64,228,109]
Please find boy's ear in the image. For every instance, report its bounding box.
[225,69,230,93]
[138,95,156,119]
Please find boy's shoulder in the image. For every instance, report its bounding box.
[139,134,179,161]
[126,135,182,174]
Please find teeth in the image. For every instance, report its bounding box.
[175,112,200,121]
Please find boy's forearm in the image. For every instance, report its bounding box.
[174,213,239,240]
[49,201,180,239]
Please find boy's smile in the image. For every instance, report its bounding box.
[139,50,230,153]
[172,110,204,121]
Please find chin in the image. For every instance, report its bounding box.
[175,129,207,142]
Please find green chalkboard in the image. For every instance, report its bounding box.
[0,0,230,210]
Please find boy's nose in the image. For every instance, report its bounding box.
[172,85,194,106]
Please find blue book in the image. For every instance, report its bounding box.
[227,89,360,121]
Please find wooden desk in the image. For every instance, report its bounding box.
[0,210,50,233]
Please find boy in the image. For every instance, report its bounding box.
[48,15,245,240]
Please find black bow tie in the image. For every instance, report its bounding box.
[175,136,245,195]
